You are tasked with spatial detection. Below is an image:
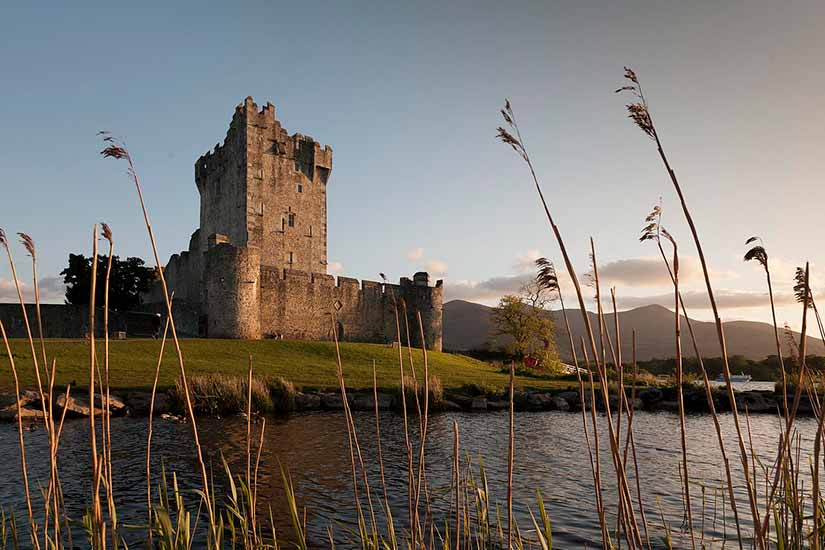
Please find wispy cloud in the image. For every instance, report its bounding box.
[426,259,448,275]
[513,250,542,273]
[0,276,65,303]
[444,252,747,308]
[615,289,796,310]
[594,256,737,288]
[445,273,535,303]
[328,261,343,273]
[406,246,448,276]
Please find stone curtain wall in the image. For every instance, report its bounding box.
[0,303,200,339]
[258,266,443,350]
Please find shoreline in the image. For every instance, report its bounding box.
[0,383,795,422]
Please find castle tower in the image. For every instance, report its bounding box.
[204,237,261,339]
[148,97,442,349]
[397,272,444,351]
[194,97,333,273]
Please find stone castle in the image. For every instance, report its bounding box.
[145,97,443,350]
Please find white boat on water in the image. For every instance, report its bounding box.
[715,373,752,383]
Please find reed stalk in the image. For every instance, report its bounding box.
[413,312,430,549]
[452,420,460,550]
[331,314,378,547]
[641,202,744,549]
[252,417,266,535]
[145,300,171,550]
[589,241,642,547]
[758,264,813,542]
[744,238,789,422]
[580,337,610,549]
[100,134,215,535]
[667,228,695,548]
[618,69,762,544]
[99,223,118,544]
[246,359,255,545]
[87,224,105,547]
[0,321,38,550]
[540,256,610,549]
[18,233,62,548]
[372,361,396,547]
[1,229,53,550]
[391,302,416,545]
[499,104,642,547]
[627,332,651,549]
[507,361,515,550]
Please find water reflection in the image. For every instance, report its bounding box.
[0,410,814,548]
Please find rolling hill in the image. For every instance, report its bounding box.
[443,300,825,361]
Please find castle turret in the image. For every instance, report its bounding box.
[204,237,261,338]
[398,273,444,351]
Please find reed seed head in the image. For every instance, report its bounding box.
[534,257,559,292]
[793,266,812,308]
[784,322,800,364]
[17,233,35,258]
[101,222,113,244]
[616,67,656,140]
[639,202,674,246]
[99,131,130,161]
[0,228,7,250]
[743,236,768,271]
[496,99,529,162]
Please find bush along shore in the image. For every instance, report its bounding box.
[0,374,796,421]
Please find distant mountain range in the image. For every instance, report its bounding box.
[443,300,825,361]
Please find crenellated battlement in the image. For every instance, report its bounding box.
[259,266,442,293]
[195,97,331,183]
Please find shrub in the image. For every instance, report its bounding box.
[458,382,501,398]
[428,375,444,406]
[401,374,445,406]
[268,376,297,413]
[176,373,272,416]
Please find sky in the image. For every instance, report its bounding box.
[1,0,824,330]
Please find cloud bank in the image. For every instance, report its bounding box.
[0,276,65,303]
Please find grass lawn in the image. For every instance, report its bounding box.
[0,339,576,393]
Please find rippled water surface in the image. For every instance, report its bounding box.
[0,409,815,548]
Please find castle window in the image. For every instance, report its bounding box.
[297,183,303,193]
[288,212,295,227]
[308,225,313,237]
[287,251,295,265]
[281,217,285,231]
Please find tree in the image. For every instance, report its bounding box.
[60,253,155,311]
[491,295,535,357]
[491,281,561,371]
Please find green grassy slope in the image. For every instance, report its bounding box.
[0,339,568,392]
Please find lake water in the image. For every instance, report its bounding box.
[0,409,814,549]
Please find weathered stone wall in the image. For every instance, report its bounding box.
[144,229,204,308]
[0,303,198,338]
[195,108,249,249]
[204,242,260,339]
[244,99,332,273]
[259,268,443,350]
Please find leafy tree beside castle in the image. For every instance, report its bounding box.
[60,253,155,311]
[491,280,561,372]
